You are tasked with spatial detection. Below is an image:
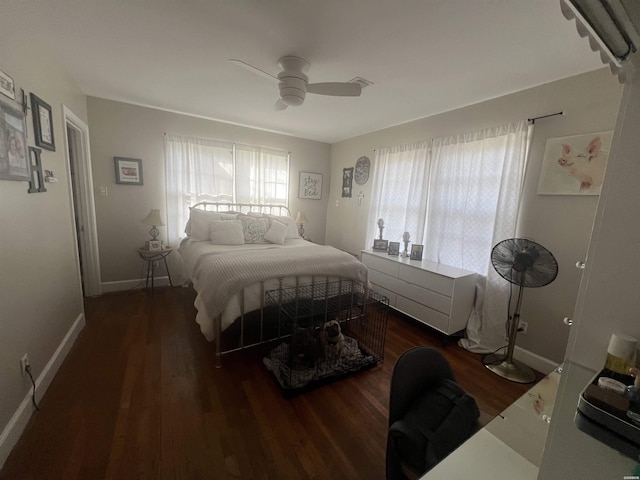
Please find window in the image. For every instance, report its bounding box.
[368,121,532,354]
[165,134,290,249]
[368,121,530,276]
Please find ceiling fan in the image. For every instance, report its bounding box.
[229,55,362,110]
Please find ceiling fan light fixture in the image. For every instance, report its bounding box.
[279,88,306,106]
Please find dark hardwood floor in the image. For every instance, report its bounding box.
[1,287,536,480]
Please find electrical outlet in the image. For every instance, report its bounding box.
[20,354,29,376]
[518,320,528,334]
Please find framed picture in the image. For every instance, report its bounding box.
[388,241,400,256]
[537,131,613,196]
[114,157,143,185]
[30,93,55,151]
[299,171,322,199]
[342,167,354,198]
[147,240,161,251]
[0,69,15,100]
[373,239,389,252]
[0,101,30,181]
[410,244,424,261]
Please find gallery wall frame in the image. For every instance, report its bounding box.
[298,171,322,199]
[0,69,15,100]
[537,131,613,196]
[30,93,56,151]
[342,167,354,198]
[114,157,143,185]
[0,100,30,181]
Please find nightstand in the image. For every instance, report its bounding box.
[137,247,173,293]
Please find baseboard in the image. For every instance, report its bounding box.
[0,312,85,468]
[513,346,558,375]
[101,276,171,293]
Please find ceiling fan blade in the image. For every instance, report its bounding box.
[228,59,278,81]
[307,82,362,97]
[273,98,288,111]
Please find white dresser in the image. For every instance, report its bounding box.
[361,250,477,335]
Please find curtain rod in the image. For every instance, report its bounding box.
[528,111,564,124]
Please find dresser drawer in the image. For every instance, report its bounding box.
[401,281,451,315]
[396,295,450,334]
[368,269,402,294]
[362,252,400,277]
[398,263,453,297]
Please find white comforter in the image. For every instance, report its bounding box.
[179,239,369,341]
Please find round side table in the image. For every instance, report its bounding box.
[137,247,173,293]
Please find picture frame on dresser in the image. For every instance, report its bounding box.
[410,244,423,261]
[388,241,400,255]
[372,239,389,252]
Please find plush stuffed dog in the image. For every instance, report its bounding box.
[320,320,345,359]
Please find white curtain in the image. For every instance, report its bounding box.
[367,141,430,247]
[235,144,289,205]
[428,122,532,352]
[164,134,233,284]
[367,121,532,353]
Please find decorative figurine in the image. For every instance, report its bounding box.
[377,218,385,240]
[402,231,410,257]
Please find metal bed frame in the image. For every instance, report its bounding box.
[188,202,368,367]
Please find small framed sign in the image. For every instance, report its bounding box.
[299,171,322,199]
[410,244,424,261]
[373,239,388,252]
[388,241,400,256]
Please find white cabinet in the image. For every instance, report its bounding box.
[361,250,477,335]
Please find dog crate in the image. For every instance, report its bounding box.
[263,279,388,392]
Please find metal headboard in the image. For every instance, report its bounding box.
[191,202,292,217]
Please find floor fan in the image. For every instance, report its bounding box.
[485,238,559,383]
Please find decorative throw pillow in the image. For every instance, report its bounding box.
[267,214,300,239]
[264,220,288,245]
[209,220,245,245]
[239,215,270,243]
[188,209,237,241]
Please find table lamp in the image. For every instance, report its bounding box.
[141,208,165,247]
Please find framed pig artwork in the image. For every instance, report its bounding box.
[537,131,613,196]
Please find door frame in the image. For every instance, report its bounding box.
[62,105,102,296]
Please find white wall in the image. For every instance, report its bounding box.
[326,69,622,364]
[0,29,87,465]
[86,98,331,289]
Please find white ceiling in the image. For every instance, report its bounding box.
[4,0,605,143]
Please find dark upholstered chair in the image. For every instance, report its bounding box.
[386,346,479,480]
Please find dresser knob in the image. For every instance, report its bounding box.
[576,261,586,269]
[563,317,573,326]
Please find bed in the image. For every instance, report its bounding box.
[178,202,369,366]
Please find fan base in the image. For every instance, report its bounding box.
[485,355,536,384]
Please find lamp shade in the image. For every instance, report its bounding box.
[141,209,165,227]
[295,211,308,225]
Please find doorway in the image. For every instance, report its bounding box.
[63,106,101,297]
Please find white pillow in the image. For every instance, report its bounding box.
[209,220,245,245]
[188,208,237,241]
[267,214,300,239]
[264,220,288,245]
[239,215,270,243]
